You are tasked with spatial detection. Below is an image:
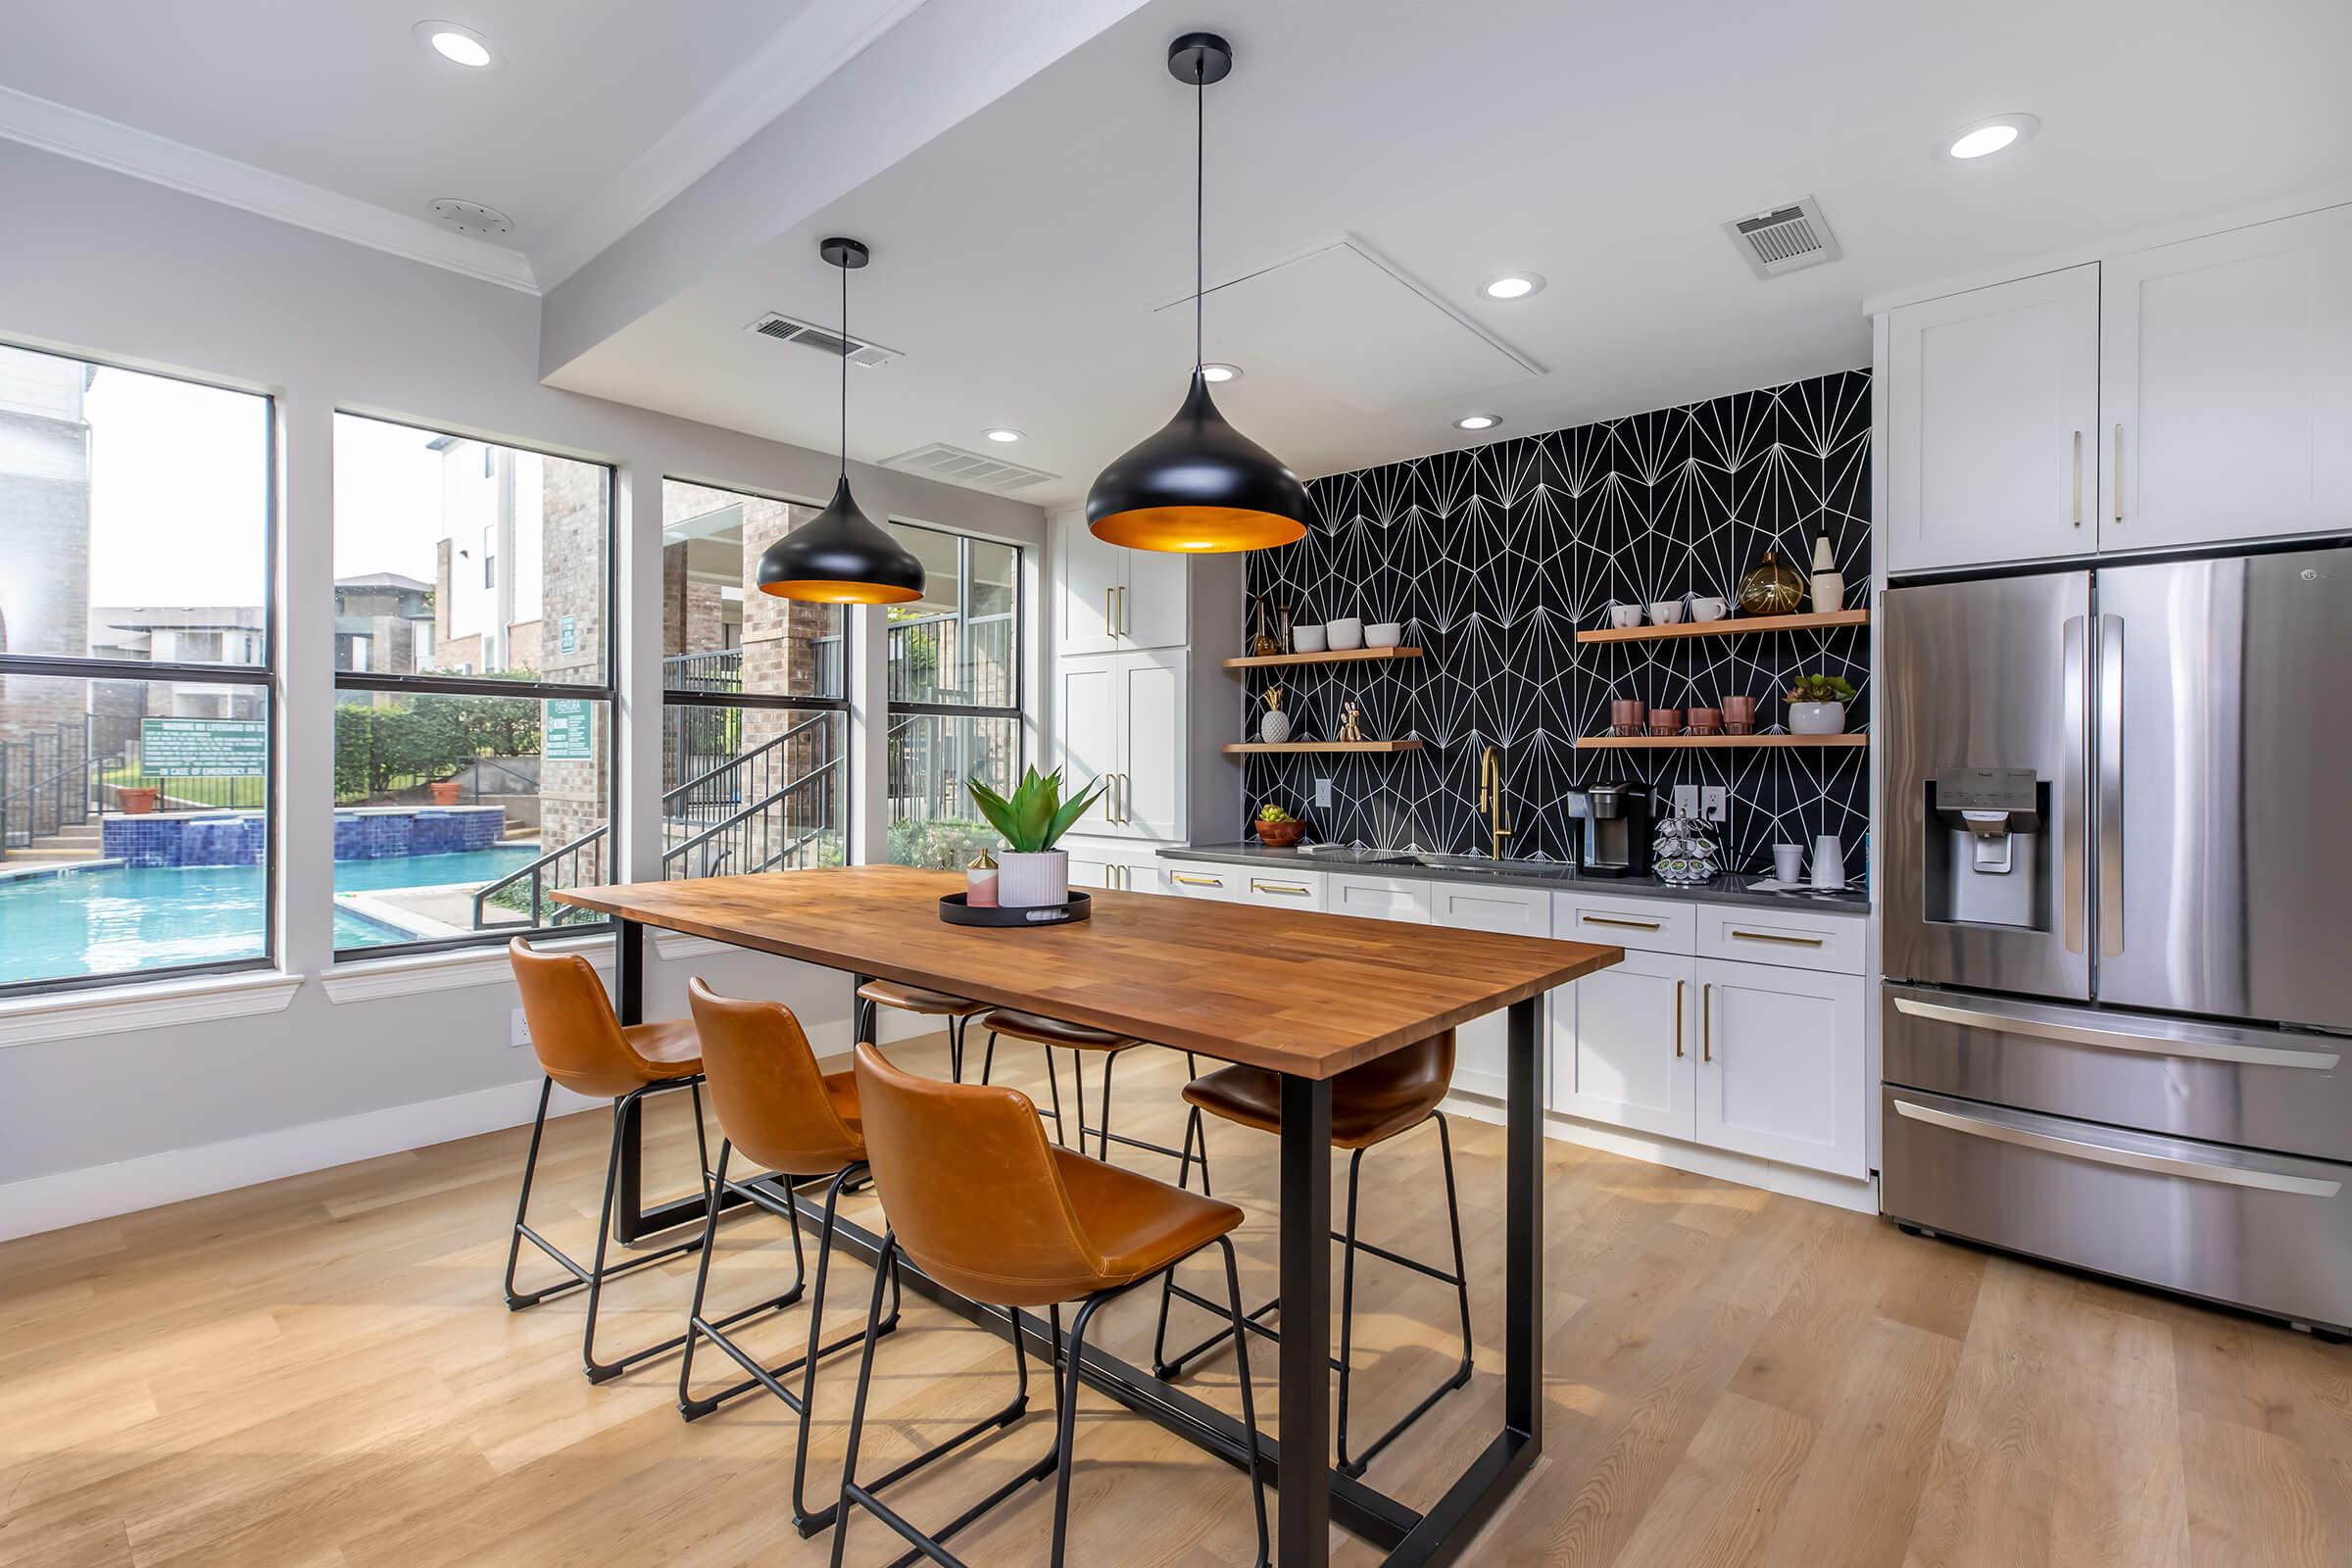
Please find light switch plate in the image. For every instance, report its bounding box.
[1672,784,1700,818]
[510,1006,532,1049]
[1315,777,1333,808]
[1700,786,1729,823]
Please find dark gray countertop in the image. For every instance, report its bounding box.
[1162,842,1872,915]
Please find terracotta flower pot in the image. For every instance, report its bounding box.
[117,786,160,815]
[1255,818,1306,848]
[429,780,464,806]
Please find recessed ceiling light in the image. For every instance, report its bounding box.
[1482,272,1544,301]
[1200,363,1242,383]
[416,21,493,68]
[1455,414,1502,432]
[983,428,1024,444]
[1942,113,2040,162]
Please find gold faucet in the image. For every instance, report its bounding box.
[1477,744,1513,859]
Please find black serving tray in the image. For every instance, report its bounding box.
[939,891,1092,927]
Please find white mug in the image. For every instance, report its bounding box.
[1809,833,1844,889]
[1608,603,1643,630]
[1325,617,1365,651]
[1689,596,1730,622]
[1773,843,1804,884]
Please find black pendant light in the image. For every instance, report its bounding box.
[1086,32,1308,554]
[757,237,925,604]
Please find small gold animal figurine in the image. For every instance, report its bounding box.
[1337,700,1366,743]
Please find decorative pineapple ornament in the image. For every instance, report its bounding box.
[1259,685,1294,746]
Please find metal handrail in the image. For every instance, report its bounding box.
[470,824,609,931]
[661,757,841,869]
[661,712,831,814]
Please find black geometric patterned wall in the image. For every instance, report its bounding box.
[1240,369,1871,875]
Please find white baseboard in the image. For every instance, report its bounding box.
[0,1076,599,1243]
[1442,1093,1882,1216]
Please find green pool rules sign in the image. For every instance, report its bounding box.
[543,699,595,760]
[140,717,267,776]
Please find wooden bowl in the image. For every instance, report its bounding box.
[1254,818,1307,848]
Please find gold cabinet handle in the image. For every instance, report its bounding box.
[1253,880,1312,896]
[1702,982,1713,1063]
[1171,873,1222,888]
[1104,585,1116,638]
[1116,584,1127,637]
[1674,978,1686,1058]
[1730,928,1825,948]
[1582,913,1662,931]
[2113,423,2125,523]
[2072,429,2082,526]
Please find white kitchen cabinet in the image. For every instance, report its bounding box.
[1329,873,1434,924]
[1156,859,1238,901]
[1550,949,1695,1141]
[2100,204,2352,552]
[1236,867,1325,910]
[1885,265,2102,573]
[1068,842,1161,893]
[1055,513,1189,655]
[1054,649,1185,843]
[1694,958,1866,1178]
[1431,882,1551,1100]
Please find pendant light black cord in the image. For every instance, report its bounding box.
[838,256,849,479]
[1194,62,1205,372]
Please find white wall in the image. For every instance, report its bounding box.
[0,139,1047,1235]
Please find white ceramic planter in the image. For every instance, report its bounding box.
[997,849,1070,908]
[1788,700,1847,735]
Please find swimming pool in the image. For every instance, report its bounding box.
[0,845,540,985]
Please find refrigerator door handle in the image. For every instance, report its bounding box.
[2061,614,2088,955]
[2097,613,2125,957]
[1890,994,2342,1071]
[1890,1098,2342,1198]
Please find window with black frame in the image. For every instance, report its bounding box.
[0,345,275,994]
[659,479,849,878]
[882,521,1022,869]
[328,414,614,953]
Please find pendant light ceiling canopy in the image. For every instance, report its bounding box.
[757,236,925,604]
[1085,32,1308,555]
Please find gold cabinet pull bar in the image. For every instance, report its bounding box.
[1582,914,1663,931]
[1730,928,1826,947]
[1674,978,1686,1058]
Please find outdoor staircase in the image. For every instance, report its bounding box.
[5,822,105,865]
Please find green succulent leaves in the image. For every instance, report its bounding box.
[965,765,1106,854]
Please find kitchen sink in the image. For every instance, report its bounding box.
[1406,853,1577,878]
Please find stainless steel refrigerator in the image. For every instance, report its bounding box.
[1880,545,2352,1334]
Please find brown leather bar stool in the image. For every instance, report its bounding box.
[679,979,979,1537]
[1153,1028,1474,1478]
[504,938,713,1384]
[831,1042,1268,1568]
[978,1008,1202,1187]
[856,979,989,1080]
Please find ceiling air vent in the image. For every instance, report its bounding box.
[1722,196,1842,278]
[881,443,1059,495]
[745,311,900,367]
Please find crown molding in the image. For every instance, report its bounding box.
[0,85,540,294]
[528,0,934,290]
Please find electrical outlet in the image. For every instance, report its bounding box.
[1672,784,1700,818]
[1701,785,1729,824]
[510,1006,531,1049]
[1315,776,1333,808]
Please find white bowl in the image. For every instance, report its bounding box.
[1689,596,1729,622]
[1365,621,1403,649]
[1290,624,1327,653]
[1646,601,1685,625]
[1325,617,1365,651]
[1608,604,1643,630]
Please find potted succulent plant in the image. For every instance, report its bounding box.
[1785,672,1857,735]
[966,765,1106,907]
[1253,804,1307,848]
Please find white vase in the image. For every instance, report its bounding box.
[996,849,1070,907]
[1787,700,1847,735]
[1260,708,1293,745]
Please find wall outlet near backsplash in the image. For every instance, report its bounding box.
[1242,369,1871,872]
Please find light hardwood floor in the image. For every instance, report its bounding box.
[3,1033,2346,1567]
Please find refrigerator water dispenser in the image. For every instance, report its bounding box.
[1924,768,2046,930]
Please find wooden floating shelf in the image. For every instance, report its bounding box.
[1223,739,1425,755]
[1575,609,1869,646]
[1221,646,1424,669]
[1578,733,1869,750]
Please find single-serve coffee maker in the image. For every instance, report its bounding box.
[1580,780,1650,877]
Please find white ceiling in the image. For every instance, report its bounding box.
[543,0,2352,505]
[0,0,886,284]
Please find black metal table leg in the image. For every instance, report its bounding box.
[851,971,876,1046]
[1277,1073,1335,1566]
[1503,996,1543,1445]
